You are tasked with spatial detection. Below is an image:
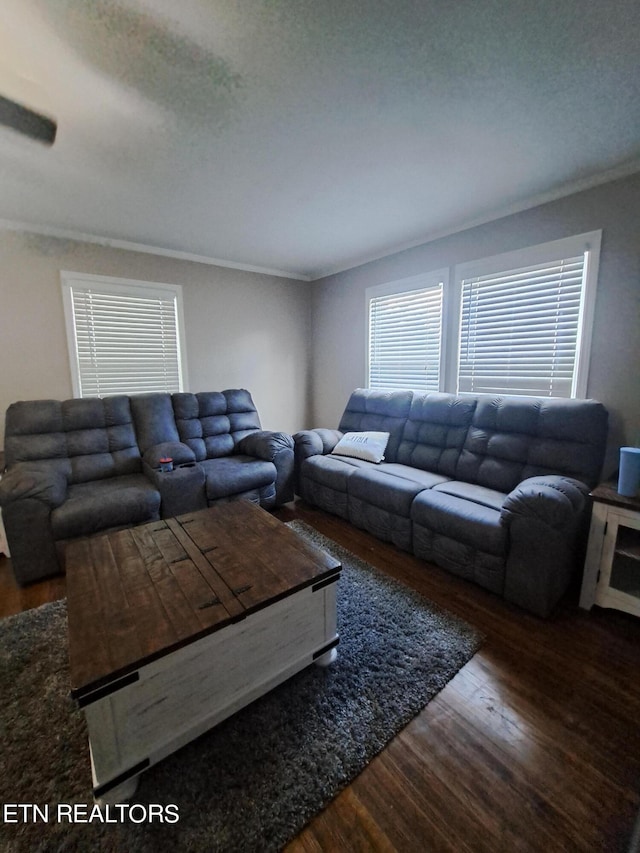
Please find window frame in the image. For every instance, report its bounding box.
[365,269,449,394]
[450,231,601,399]
[364,232,601,400]
[61,271,188,398]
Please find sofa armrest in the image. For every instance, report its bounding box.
[500,475,589,530]
[293,429,343,460]
[292,429,344,497]
[142,441,196,469]
[293,431,322,471]
[0,463,68,584]
[237,430,293,461]
[0,463,68,510]
[236,431,295,505]
[141,442,204,517]
[144,461,207,518]
[500,476,590,617]
[2,498,62,584]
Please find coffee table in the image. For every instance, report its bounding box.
[65,501,341,803]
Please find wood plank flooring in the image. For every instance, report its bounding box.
[2,499,639,852]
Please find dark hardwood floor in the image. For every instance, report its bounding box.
[2,500,640,852]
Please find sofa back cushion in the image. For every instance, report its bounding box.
[172,390,262,461]
[129,393,180,455]
[338,389,413,463]
[396,393,477,477]
[4,396,142,483]
[457,396,608,492]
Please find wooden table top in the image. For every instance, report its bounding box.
[66,502,341,700]
[590,481,640,511]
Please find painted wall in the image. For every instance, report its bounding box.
[0,231,311,444]
[310,172,640,476]
[2,171,639,477]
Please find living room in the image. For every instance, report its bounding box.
[1,1,640,851]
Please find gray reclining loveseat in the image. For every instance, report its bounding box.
[294,389,608,617]
[0,389,294,584]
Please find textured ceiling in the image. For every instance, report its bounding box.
[1,0,639,280]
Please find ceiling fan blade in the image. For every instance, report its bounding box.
[0,94,56,145]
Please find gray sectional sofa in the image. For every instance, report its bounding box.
[294,389,608,617]
[0,389,294,584]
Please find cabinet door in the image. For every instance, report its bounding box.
[595,511,640,617]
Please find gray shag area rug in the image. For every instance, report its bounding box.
[0,521,482,853]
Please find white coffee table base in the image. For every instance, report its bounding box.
[81,577,339,803]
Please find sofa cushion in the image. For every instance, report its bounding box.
[5,399,63,447]
[370,463,450,491]
[411,488,507,556]
[397,392,476,477]
[5,396,142,485]
[349,467,438,517]
[51,474,160,540]
[201,455,276,501]
[172,390,262,461]
[130,393,180,454]
[338,389,412,463]
[301,454,373,492]
[456,396,608,492]
[432,481,507,512]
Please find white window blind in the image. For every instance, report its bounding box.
[458,254,586,398]
[62,274,186,397]
[368,283,443,391]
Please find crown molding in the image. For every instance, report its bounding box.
[3,157,639,284]
[0,219,311,282]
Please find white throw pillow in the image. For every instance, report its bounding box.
[330,431,390,464]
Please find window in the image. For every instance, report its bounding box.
[367,271,446,392]
[453,232,600,398]
[365,232,600,400]
[61,272,187,398]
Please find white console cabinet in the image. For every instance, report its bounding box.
[580,483,640,617]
